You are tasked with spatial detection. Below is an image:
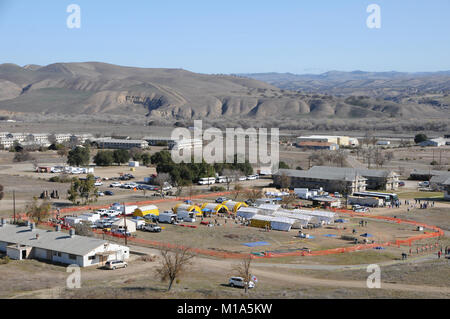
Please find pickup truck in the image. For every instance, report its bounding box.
[142,224,162,233]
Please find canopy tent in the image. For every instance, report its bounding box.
[200,203,229,214]
[133,205,159,217]
[258,203,282,215]
[236,207,260,219]
[272,209,312,228]
[250,214,295,231]
[222,201,248,214]
[292,209,336,224]
[173,203,202,216]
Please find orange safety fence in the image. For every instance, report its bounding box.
[12,202,445,260]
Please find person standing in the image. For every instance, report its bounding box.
[438,251,441,259]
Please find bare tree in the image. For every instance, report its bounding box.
[279,173,291,189]
[233,184,244,200]
[154,173,172,197]
[232,256,253,293]
[156,246,195,291]
[281,193,297,208]
[245,188,263,202]
[26,197,51,223]
[222,168,242,192]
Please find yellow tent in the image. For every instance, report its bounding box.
[173,203,202,216]
[133,205,159,217]
[200,203,229,214]
[223,201,248,214]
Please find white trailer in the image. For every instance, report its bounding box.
[78,212,101,223]
[158,211,177,224]
[111,204,138,216]
[177,210,196,222]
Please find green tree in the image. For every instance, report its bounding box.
[67,146,90,166]
[141,152,152,166]
[93,150,114,166]
[67,174,98,205]
[414,134,428,144]
[279,161,290,169]
[112,149,130,166]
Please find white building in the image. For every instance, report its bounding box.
[97,139,149,150]
[0,221,129,267]
[297,135,358,147]
[0,137,15,149]
[171,138,203,151]
[54,133,72,144]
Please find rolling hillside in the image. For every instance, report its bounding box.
[0,62,448,120]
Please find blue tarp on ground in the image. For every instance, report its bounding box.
[335,219,348,223]
[361,233,374,237]
[323,234,338,237]
[242,241,271,247]
[374,246,385,250]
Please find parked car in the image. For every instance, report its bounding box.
[142,223,162,233]
[229,277,255,289]
[112,229,131,237]
[105,191,114,196]
[419,181,430,187]
[94,181,103,186]
[110,182,122,188]
[97,191,105,197]
[105,260,128,270]
[215,197,229,203]
[398,181,405,187]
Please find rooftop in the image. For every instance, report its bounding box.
[0,224,110,256]
[309,166,398,178]
[275,169,367,182]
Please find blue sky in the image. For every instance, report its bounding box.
[0,0,449,74]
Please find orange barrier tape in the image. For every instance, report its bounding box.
[16,200,444,260]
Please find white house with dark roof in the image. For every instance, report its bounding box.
[0,221,129,267]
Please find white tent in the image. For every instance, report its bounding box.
[293,209,336,224]
[273,210,312,228]
[250,214,295,231]
[236,207,260,219]
[112,219,137,233]
[258,203,281,215]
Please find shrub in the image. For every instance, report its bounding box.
[210,186,225,192]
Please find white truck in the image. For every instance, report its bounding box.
[110,204,138,216]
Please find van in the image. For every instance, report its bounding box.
[105,260,128,270]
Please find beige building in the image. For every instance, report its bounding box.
[273,168,367,194]
[308,166,399,190]
[296,135,358,147]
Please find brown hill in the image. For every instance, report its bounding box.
[0,62,447,120]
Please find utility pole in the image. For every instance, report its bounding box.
[123,202,128,246]
[13,190,16,224]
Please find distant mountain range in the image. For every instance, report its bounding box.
[0,62,448,121]
[238,71,450,97]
